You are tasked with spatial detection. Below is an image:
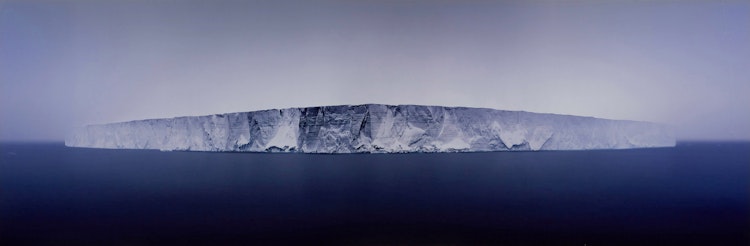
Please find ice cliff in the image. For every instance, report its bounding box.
[65,104,675,153]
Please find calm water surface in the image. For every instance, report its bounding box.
[1,142,748,245]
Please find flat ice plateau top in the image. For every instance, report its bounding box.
[65,104,675,153]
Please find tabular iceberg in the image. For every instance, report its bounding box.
[65,104,675,153]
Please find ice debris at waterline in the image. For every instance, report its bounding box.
[65,104,675,153]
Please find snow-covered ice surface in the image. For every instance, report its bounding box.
[65,104,675,153]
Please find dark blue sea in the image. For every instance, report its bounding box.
[1,142,748,245]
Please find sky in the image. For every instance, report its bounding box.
[1,0,748,141]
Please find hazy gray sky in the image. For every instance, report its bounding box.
[1,0,749,141]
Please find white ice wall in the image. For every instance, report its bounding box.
[65,104,675,153]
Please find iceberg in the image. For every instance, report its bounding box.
[65,104,675,153]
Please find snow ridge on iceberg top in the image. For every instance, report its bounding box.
[65,104,676,153]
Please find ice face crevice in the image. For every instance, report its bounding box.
[65,104,676,153]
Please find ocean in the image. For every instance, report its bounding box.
[1,142,748,245]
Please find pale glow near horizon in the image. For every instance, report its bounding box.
[1,0,748,141]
